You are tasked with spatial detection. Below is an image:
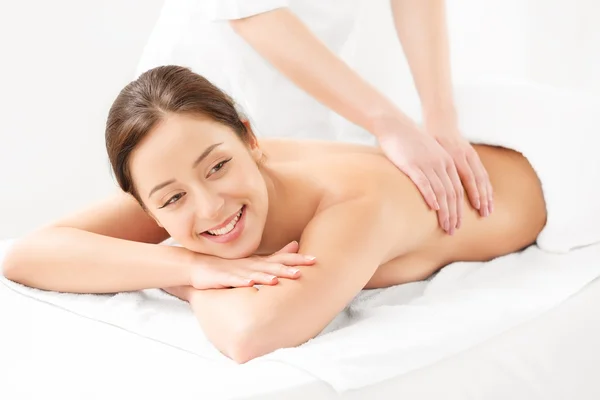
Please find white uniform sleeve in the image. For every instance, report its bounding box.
[206,0,290,21]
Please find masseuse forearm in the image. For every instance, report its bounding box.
[1,227,192,293]
[229,8,411,136]
[390,0,457,120]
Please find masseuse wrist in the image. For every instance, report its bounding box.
[369,108,422,141]
[422,104,459,138]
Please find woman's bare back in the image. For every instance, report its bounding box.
[260,139,547,288]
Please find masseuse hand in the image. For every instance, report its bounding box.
[189,240,315,290]
[424,116,494,220]
[375,114,464,234]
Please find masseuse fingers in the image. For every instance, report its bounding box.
[467,151,490,217]
[455,154,480,212]
[446,162,464,230]
[426,171,450,233]
[487,179,494,214]
[436,167,459,235]
[405,167,440,212]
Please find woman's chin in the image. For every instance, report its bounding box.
[184,239,259,260]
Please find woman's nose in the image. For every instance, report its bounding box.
[193,189,225,221]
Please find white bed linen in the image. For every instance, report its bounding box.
[2,247,600,400]
[0,274,316,400]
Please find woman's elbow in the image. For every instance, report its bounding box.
[223,322,273,364]
[1,245,26,283]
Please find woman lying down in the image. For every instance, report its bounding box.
[2,66,547,363]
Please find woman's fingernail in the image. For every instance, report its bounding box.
[434,200,440,210]
[305,255,316,261]
[290,268,300,275]
[444,221,449,232]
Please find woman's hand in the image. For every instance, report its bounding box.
[374,114,463,234]
[187,241,316,290]
[424,115,494,219]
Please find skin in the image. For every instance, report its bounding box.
[229,3,495,235]
[129,113,547,363]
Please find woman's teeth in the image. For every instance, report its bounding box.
[207,208,243,236]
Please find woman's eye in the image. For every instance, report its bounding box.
[208,158,231,176]
[161,193,184,208]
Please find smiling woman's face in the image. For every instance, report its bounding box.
[129,112,269,259]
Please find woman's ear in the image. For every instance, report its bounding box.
[241,119,263,162]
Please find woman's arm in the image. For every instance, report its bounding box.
[1,191,313,293]
[1,191,192,293]
[186,195,406,363]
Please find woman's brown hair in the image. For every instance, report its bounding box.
[105,65,253,205]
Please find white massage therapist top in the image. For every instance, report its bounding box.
[136,0,364,141]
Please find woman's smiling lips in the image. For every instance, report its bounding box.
[199,206,246,244]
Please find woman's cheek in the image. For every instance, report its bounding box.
[163,211,194,241]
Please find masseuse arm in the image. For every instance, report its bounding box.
[390,0,494,217]
[187,196,402,363]
[229,8,464,234]
[228,8,408,138]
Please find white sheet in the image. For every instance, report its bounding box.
[3,239,600,393]
[4,249,600,400]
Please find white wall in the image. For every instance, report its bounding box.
[1,0,598,239]
[0,0,164,238]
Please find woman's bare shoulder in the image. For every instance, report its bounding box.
[260,138,382,162]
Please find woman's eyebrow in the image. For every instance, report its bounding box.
[192,142,223,168]
[147,142,223,199]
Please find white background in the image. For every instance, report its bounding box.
[1,0,599,239]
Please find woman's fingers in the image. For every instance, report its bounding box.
[248,271,280,285]
[273,240,299,255]
[267,252,316,266]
